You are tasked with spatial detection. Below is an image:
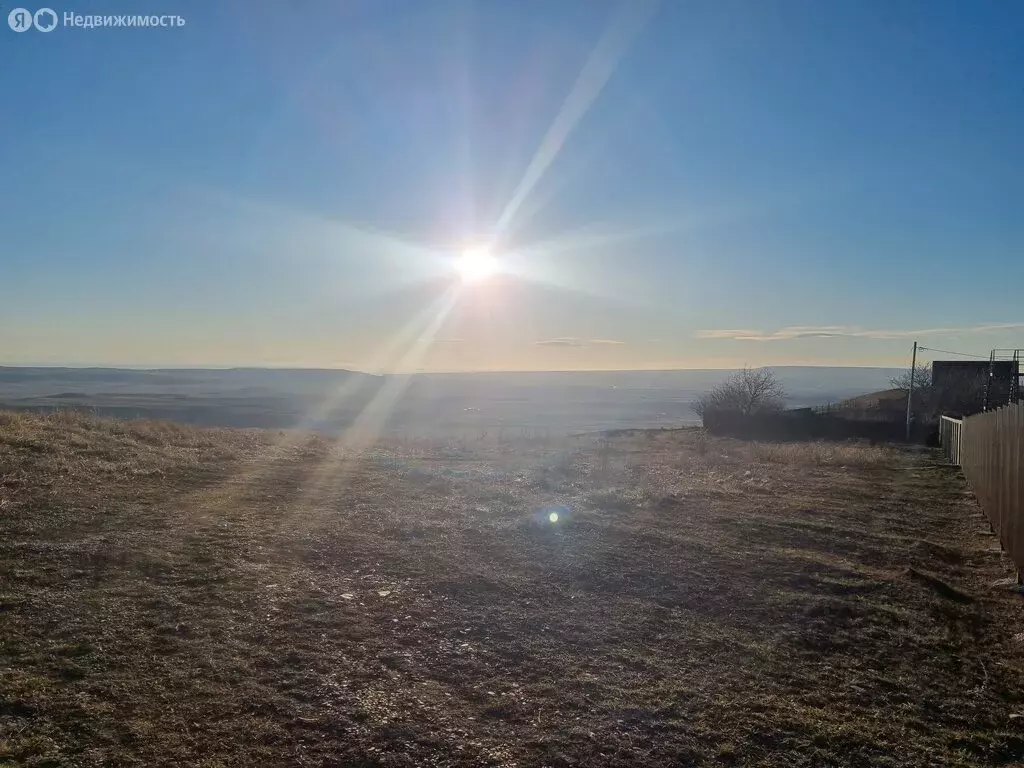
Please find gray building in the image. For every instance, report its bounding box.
[931,360,1018,415]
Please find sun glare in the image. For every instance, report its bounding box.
[456,248,498,283]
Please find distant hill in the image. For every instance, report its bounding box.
[0,366,377,390]
[838,387,908,410]
[809,387,910,425]
[0,365,903,435]
[0,367,383,431]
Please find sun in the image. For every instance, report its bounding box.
[456,247,498,283]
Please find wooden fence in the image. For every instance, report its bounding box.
[703,409,928,442]
[940,404,1024,573]
[938,416,963,465]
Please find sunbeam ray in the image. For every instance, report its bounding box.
[517,218,686,259]
[294,286,461,505]
[166,286,460,525]
[493,0,660,241]
[173,180,441,280]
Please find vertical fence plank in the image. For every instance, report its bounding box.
[1015,406,1023,577]
[958,403,1024,573]
[996,409,1004,540]
[1003,408,1010,546]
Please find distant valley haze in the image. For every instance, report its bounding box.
[0,365,903,436]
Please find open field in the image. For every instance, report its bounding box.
[1,412,1023,766]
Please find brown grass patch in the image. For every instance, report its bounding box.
[1,414,1022,766]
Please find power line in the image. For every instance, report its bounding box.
[917,346,990,360]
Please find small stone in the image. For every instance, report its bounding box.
[990,577,1023,591]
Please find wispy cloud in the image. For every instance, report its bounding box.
[535,337,627,347]
[696,324,1024,341]
[535,337,586,347]
[433,338,465,344]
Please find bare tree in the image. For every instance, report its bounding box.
[890,364,932,392]
[691,366,786,418]
[889,363,934,418]
[891,363,988,420]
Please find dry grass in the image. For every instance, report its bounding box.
[1,413,1023,767]
[742,439,898,468]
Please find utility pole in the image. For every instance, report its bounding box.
[905,341,917,441]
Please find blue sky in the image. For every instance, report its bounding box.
[2,0,1022,371]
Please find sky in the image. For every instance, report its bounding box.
[1,0,1022,372]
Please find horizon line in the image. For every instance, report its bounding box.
[0,362,908,374]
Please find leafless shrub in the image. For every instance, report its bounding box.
[691,367,786,419]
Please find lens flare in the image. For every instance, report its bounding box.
[456,248,497,283]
